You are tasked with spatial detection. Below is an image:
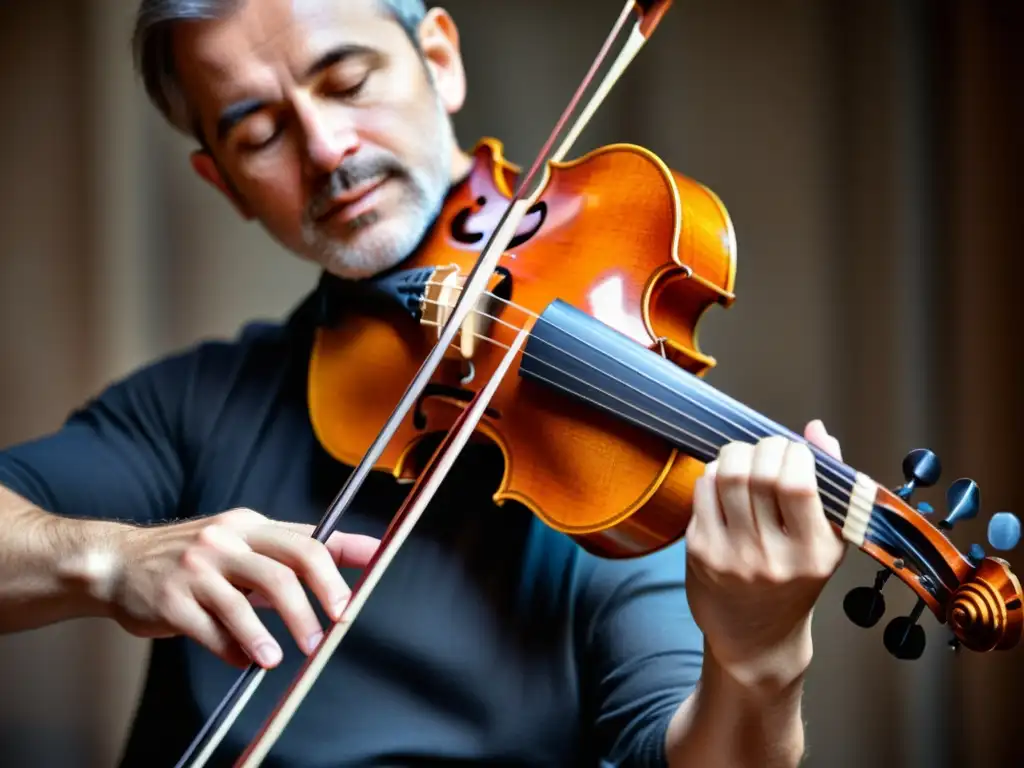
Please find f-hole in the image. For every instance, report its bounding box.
[450,197,548,249]
[413,383,500,430]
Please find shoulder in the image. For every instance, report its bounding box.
[124,312,311,450]
[84,316,300,419]
[60,290,318,480]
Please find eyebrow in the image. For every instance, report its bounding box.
[303,43,376,79]
[215,44,377,142]
[217,99,266,142]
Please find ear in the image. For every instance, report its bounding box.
[416,9,466,114]
[190,150,254,219]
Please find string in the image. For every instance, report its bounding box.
[421,292,853,499]
[417,285,945,572]
[417,287,951,576]
[419,316,888,545]
[414,291,890,545]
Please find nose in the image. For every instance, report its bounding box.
[295,97,359,178]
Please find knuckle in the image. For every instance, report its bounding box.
[299,541,340,582]
[748,466,777,493]
[715,462,749,487]
[219,591,257,629]
[806,549,842,579]
[685,536,716,568]
[692,548,725,576]
[778,475,817,499]
[716,441,747,467]
[178,545,210,575]
[222,507,262,526]
[756,435,789,454]
[761,560,793,584]
[196,522,227,549]
[264,562,302,598]
[299,537,331,565]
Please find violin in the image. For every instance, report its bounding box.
[174,2,1024,766]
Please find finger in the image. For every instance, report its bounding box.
[749,436,789,538]
[165,585,258,669]
[191,570,284,668]
[689,466,727,564]
[248,592,272,610]
[776,440,828,542]
[277,523,381,569]
[714,442,758,538]
[324,531,380,569]
[245,524,351,622]
[220,549,325,655]
[804,419,842,461]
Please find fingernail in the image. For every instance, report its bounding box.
[253,641,281,667]
[306,631,324,654]
[332,593,350,618]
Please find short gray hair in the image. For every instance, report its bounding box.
[132,0,428,137]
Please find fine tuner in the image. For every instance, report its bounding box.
[843,448,1022,660]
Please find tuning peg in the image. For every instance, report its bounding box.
[939,478,980,531]
[894,449,941,501]
[966,543,986,567]
[883,598,927,660]
[843,568,891,628]
[917,502,934,515]
[987,511,1021,551]
[948,633,962,654]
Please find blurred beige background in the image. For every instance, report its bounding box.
[1,0,1021,766]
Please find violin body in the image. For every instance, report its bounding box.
[309,137,736,558]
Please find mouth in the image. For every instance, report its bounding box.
[313,174,390,225]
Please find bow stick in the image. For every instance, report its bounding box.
[236,325,530,766]
[173,2,672,766]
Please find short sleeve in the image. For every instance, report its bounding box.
[0,351,195,525]
[575,538,704,768]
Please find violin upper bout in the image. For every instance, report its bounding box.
[642,165,738,376]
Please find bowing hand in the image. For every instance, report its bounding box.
[685,419,846,694]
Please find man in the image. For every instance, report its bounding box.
[0,1,847,766]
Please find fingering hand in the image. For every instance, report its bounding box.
[684,420,846,693]
[104,508,379,669]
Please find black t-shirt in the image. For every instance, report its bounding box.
[0,276,704,767]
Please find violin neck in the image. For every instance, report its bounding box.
[519,299,865,538]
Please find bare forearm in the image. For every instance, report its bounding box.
[664,648,807,768]
[0,484,122,633]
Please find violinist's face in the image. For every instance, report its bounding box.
[172,0,471,279]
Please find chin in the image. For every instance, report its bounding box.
[311,217,428,281]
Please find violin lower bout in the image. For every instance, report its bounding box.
[407,370,706,559]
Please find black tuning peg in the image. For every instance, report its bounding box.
[967,543,986,567]
[843,568,892,628]
[894,449,941,501]
[939,478,980,531]
[987,511,1021,551]
[883,597,928,661]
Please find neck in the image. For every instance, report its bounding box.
[518,299,867,541]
